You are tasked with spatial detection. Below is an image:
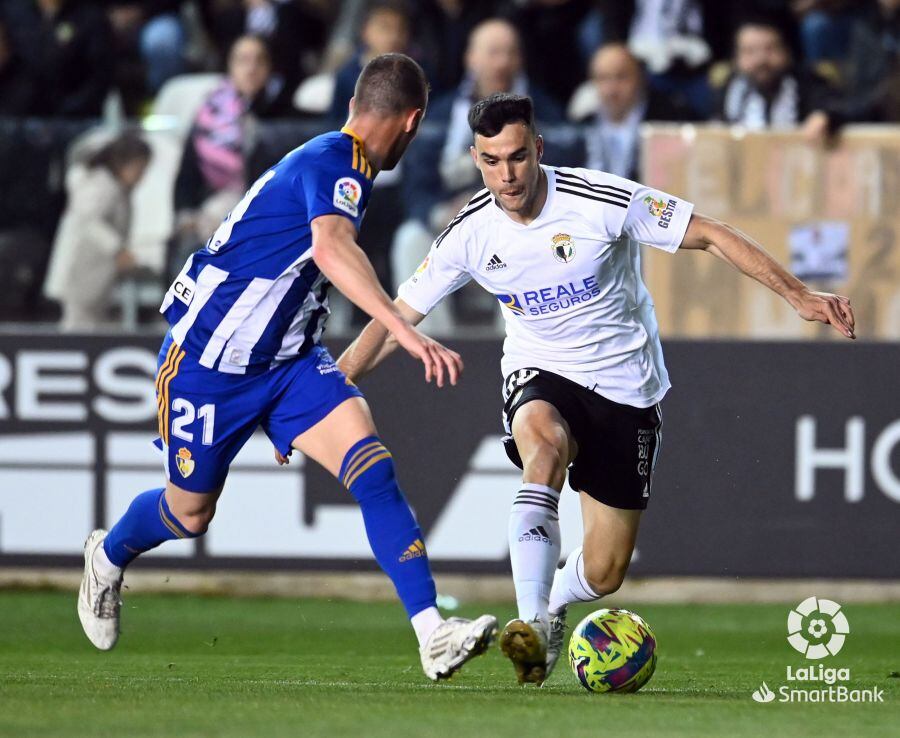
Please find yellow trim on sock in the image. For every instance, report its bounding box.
[344,451,392,489]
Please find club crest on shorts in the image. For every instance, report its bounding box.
[551,233,575,263]
[176,447,195,478]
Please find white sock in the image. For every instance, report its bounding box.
[549,546,601,615]
[410,606,443,648]
[93,541,123,582]
[508,483,561,625]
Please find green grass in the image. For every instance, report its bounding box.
[0,592,897,737]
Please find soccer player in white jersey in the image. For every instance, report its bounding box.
[337,93,856,684]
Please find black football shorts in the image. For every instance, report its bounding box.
[501,368,662,510]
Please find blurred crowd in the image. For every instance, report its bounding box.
[0,0,898,329]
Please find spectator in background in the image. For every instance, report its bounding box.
[329,1,411,121]
[715,17,837,139]
[1,0,113,117]
[790,0,868,65]
[199,0,327,99]
[0,18,34,116]
[832,0,900,123]
[581,44,695,179]
[411,0,498,95]
[603,0,715,118]
[170,34,288,278]
[104,1,187,102]
[503,0,596,108]
[43,134,151,331]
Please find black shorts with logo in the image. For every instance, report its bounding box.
[502,368,662,510]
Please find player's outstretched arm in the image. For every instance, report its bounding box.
[338,297,431,382]
[311,215,463,386]
[679,213,856,339]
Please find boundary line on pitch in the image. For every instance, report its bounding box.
[2,569,900,603]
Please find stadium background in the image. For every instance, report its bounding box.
[1,0,897,586]
[1,3,898,736]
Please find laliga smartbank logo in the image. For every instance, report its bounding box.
[751,597,884,704]
[787,596,849,659]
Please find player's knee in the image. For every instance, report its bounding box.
[520,438,567,488]
[165,487,217,536]
[340,437,399,501]
[582,553,628,596]
[175,507,215,535]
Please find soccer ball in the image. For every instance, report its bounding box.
[568,608,658,693]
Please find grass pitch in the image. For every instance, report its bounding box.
[0,591,897,737]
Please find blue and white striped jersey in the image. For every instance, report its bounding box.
[160,127,374,374]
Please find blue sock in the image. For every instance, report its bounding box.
[340,436,437,618]
[103,488,197,568]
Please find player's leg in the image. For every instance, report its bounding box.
[267,349,496,679]
[79,479,223,651]
[545,400,661,680]
[499,399,575,684]
[79,335,257,650]
[508,399,575,622]
[548,495,642,612]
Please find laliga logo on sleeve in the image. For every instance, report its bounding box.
[333,177,361,217]
[787,596,850,659]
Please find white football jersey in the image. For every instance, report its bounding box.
[398,165,694,408]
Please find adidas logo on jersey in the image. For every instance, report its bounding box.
[485,254,508,271]
[519,526,551,544]
[399,538,427,562]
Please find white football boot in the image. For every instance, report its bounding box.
[77,529,123,651]
[543,609,568,684]
[420,614,498,680]
[499,618,548,685]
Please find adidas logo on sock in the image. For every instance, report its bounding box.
[398,538,427,562]
[519,525,551,544]
[485,254,508,271]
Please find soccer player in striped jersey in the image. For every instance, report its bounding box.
[337,93,856,684]
[77,54,497,681]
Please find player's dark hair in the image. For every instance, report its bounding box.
[354,53,428,115]
[468,93,535,138]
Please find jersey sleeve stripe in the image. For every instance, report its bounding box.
[434,197,491,248]
[433,190,492,240]
[555,170,632,199]
[556,186,629,209]
[554,176,631,204]
[352,141,359,171]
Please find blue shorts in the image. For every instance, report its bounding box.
[154,332,363,492]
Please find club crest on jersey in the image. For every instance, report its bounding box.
[551,233,576,263]
[333,177,361,217]
[175,447,195,478]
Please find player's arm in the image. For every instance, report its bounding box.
[679,213,855,339]
[338,297,429,382]
[311,214,462,386]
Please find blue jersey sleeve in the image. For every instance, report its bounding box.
[298,143,373,231]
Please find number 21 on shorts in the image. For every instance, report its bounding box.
[170,398,216,445]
